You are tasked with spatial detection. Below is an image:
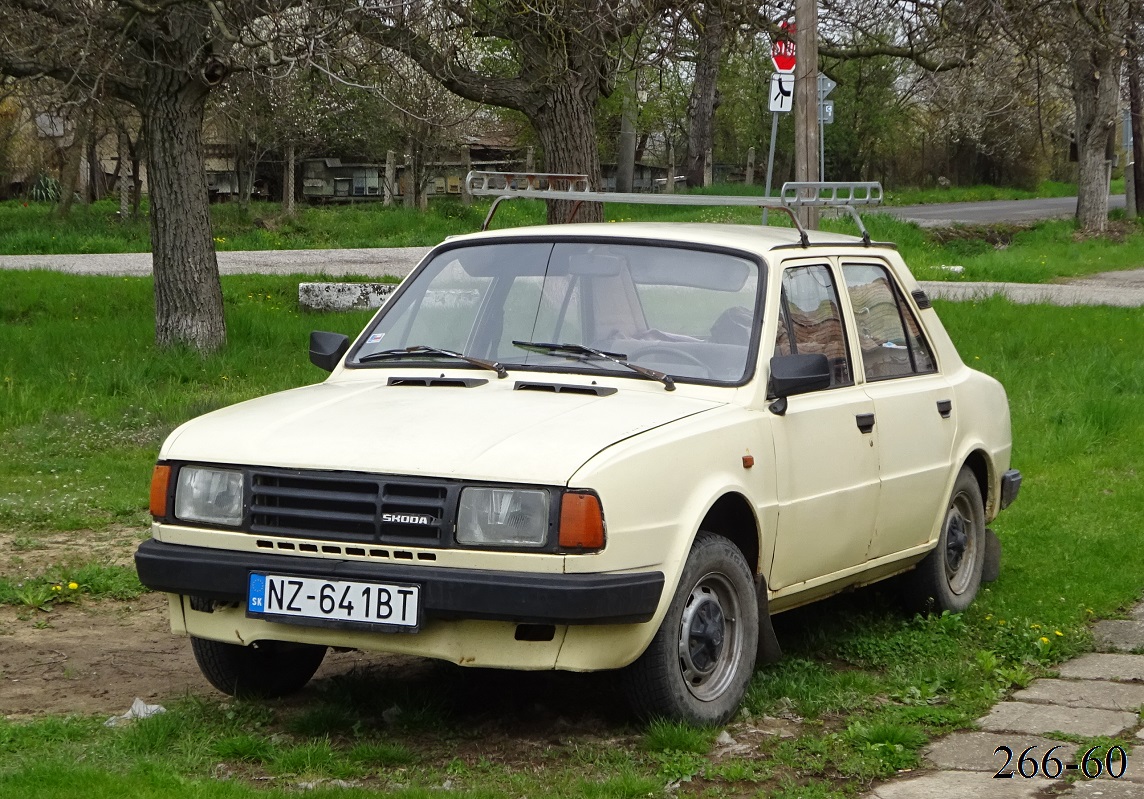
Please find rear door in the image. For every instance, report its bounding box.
[840,261,955,560]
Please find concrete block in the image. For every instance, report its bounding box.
[1094,620,1144,652]
[978,701,1137,737]
[924,731,1074,772]
[1059,654,1144,682]
[298,282,397,312]
[1013,678,1144,712]
[864,769,1051,798]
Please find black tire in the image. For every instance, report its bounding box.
[906,467,986,613]
[191,636,327,698]
[622,533,758,725]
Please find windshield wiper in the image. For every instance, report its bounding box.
[513,340,675,391]
[359,345,508,378]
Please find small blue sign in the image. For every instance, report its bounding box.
[247,573,266,613]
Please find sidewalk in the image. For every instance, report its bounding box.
[863,605,1144,797]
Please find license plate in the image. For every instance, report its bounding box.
[247,573,420,631]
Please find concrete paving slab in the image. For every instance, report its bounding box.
[1129,605,1144,622]
[1059,654,1144,682]
[1013,678,1144,712]
[978,702,1137,737]
[1068,779,1144,797]
[1094,621,1144,653]
[924,731,1075,772]
[863,769,1055,798]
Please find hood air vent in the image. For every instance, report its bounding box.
[388,376,488,388]
[514,381,617,397]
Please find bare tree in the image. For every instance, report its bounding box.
[684,2,731,187]
[985,0,1128,231]
[350,0,677,222]
[0,0,313,351]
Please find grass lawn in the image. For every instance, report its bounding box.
[0,270,1142,797]
[2,187,1144,285]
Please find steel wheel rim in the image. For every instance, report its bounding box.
[677,571,743,702]
[944,492,977,596]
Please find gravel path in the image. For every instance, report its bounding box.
[3,248,1144,308]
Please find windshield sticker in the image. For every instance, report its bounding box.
[367,333,385,344]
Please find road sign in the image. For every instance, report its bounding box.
[769,73,794,113]
[819,100,834,125]
[771,21,796,73]
[817,74,837,100]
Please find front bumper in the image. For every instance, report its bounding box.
[135,539,664,625]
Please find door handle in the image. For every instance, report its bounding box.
[937,399,952,418]
[856,413,875,434]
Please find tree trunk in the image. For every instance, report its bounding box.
[1129,11,1144,214]
[616,70,637,193]
[530,78,604,223]
[283,142,296,216]
[118,129,130,219]
[142,74,226,352]
[685,4,726,189]
[236,139,253,212]
[56,106,91,219]
[1071,27,1121,232]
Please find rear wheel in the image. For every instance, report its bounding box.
[623,533,758,725]
[191,637,326,698]
[906,467,986,613]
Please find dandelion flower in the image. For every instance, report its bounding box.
[68,582,78,590]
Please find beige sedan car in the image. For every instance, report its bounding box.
[137,213,1020,725]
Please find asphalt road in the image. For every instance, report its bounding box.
[888,194,1126,226]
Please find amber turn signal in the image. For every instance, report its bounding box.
[558,492,606,551]
[150,464,171,517]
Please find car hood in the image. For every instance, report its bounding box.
[160,377,723,485]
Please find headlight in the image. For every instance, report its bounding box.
[457,487,549,547]
[174,466,244,526]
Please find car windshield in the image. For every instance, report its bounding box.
[351,241,761,384]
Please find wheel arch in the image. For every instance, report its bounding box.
[698,491,760,576]
[961,448,993,518]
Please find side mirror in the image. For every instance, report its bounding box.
[768,353,831,412]
[309,331,350,372]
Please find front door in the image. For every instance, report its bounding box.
[841,261,956,559]
[767,262,880,591]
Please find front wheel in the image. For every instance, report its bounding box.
[191,636,327,698]
[905,467,986,613]
[622,533,758,725]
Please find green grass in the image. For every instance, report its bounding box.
[0,563,145,608]
[5,191,1144,284]
[1,273,1144,797]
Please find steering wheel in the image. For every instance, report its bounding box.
[633,345,712,378]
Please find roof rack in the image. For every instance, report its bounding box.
[465,171,884,246]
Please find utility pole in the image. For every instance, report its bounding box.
[794,0,819,228]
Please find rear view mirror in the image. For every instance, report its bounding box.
[309,331,350,372]
[769,353,831,400]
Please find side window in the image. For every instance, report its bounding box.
[842,263,937,380]
[775,265,853,388]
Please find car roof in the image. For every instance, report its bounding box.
[442,222,878,257]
